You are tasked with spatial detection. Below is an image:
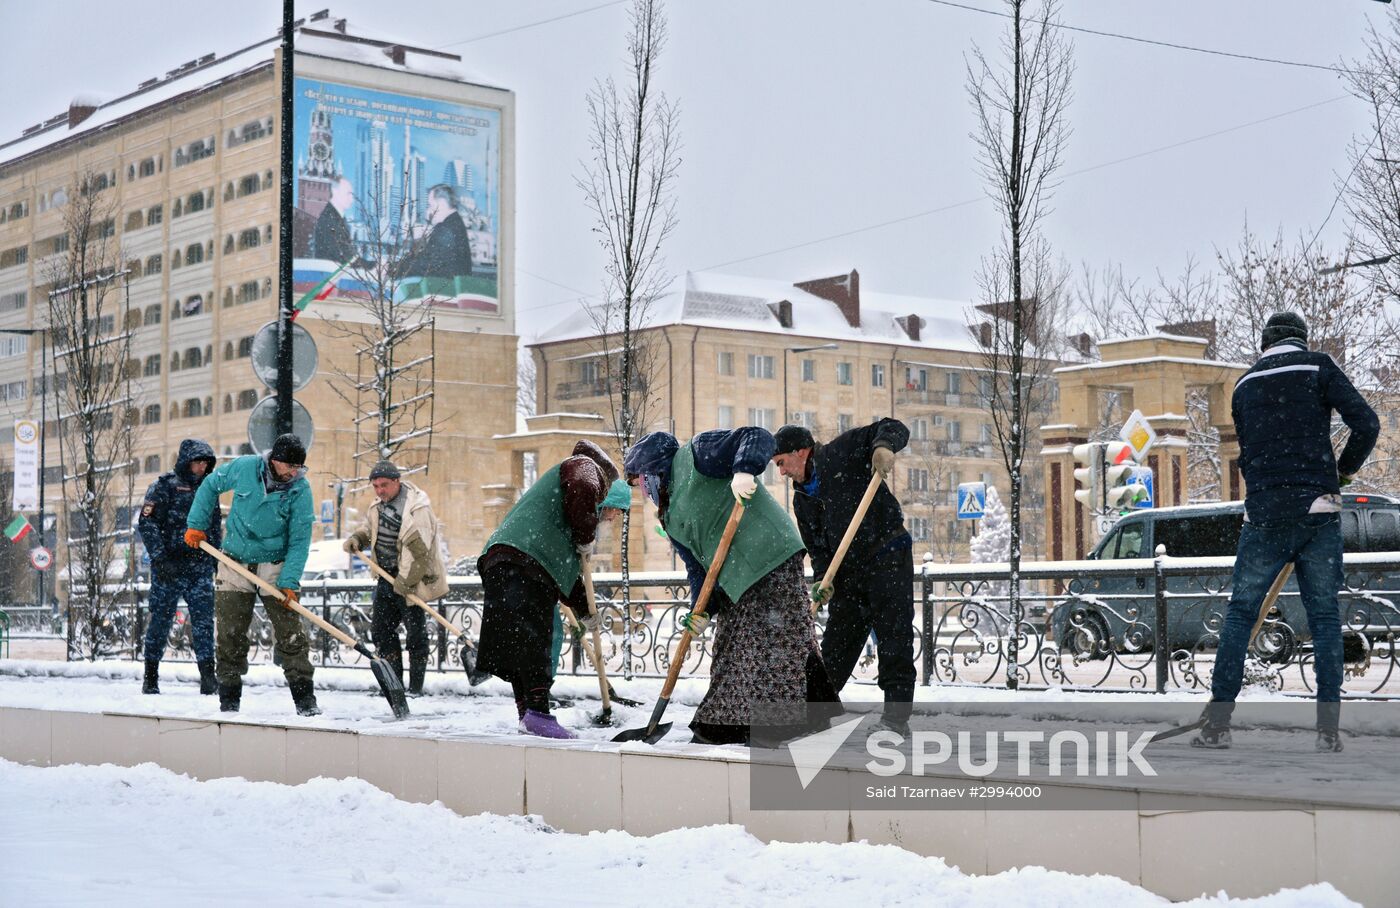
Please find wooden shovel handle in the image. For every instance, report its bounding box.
[659,500,746,700]
[361,556,465,638]
[200,541,359,649]
[1248,562,1295,646]
[579,557,611,710]
[812,471,885,614]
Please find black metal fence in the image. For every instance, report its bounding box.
[36,552,1400,694]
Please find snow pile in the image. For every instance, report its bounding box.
[0,760,1356,907]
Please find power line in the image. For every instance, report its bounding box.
[701,94,1350,272]
[436,0,627,49]
[921,0,1361,76]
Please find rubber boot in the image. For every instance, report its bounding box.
[520,709,576,739]
[289,677,321,717]
[142,659,160,695]
[1190,701,1234,750]
[197,660,217,696]
[407,653,427,697]
[219,679,241,713]
[1317,701,1343,753]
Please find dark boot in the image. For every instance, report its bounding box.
[197,660,217,696]
[142,660,160,695]
[288,677,321,717]
[407,653,427,697]
[219,679,241,713]
[1190,701,1233,749]
[1317,701,1343,752]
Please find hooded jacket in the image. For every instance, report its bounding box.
[186,453,316,590]
[138,439,221,575]
[347,480,449,601]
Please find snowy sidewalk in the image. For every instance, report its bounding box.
[0,759,1356,907]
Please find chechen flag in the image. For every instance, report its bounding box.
[5,515,32,543]
[292,256,358,321]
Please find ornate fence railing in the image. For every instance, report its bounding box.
[48,551,1400,693]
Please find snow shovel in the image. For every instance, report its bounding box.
[560,602,643,714]
[360,556,487,685]
[810,471,885,616]
[614,499,746,744]
[1149,563,1294,744]
[200,542,411,720]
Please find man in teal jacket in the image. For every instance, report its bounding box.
[185,434,318,715]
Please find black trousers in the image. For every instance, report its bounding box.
[819,544,916,702]
[370,578,429,667]
[476,561,557,691]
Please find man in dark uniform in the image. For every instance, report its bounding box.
[312,177,356,263]
[772,419,917,733]
[397,184,473,279]
[137,439,221,695]
[1196,312,1378,752]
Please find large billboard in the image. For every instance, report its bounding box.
[292,77,502,313]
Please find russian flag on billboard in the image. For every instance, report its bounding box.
[5,514,32,543]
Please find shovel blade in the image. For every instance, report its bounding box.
[606,685,644,708]
[611,696,673,743]
[1147,718,1204,745]
[369,656,412,720]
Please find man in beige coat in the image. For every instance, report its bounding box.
[344,460,449,695]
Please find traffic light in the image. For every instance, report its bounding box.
[1103,441,1141,509]
[1072,443,1102,510]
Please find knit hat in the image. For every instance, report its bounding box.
[774,425,815,456]
[369,460,401,481]
[269,433,306,466]
[600,478,632,512]
[1261,312,1308,351]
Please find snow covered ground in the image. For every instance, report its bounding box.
[0,759,1358,907]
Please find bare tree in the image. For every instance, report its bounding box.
[577,0,680,598]
[321,166,439,488]
[43,171,138,659]
[1342,7,1400,305]
[966,0,1073,688]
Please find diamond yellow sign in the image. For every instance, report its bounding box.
[1120,410,1156,462]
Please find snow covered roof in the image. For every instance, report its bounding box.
[530,270,984,353]
[0,13,499,170]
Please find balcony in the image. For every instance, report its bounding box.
[554,376,649,401]
[897,388,991,408]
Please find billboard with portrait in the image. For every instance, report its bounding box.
[292,77,502,313]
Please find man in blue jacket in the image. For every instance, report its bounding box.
[184,434,319,715]
[137,439,221,695]
[1196,312,1379,752]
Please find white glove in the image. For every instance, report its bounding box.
[579,611,602,635]
[680,611,710,637]
[730,473,758,501]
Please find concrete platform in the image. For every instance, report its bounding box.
[3,703,1398,905]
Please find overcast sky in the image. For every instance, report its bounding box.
[0,1,1391,339]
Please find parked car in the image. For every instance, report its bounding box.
[1052,493,1400,658]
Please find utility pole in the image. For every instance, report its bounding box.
[2,326,47,611]
[275,0,296,436]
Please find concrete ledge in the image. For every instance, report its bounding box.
[0,705,1391,905]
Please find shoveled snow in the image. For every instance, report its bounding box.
[0,759,1356,907]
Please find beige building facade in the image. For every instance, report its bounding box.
[0,19,516,571]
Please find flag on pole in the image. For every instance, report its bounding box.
[5,514,32,543]
[291,256,357,321]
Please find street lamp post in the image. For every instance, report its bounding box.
[1,327,48,611]
[780,343,839,509]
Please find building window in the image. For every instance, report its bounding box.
[237,389,258,410]
[143,355,161,377]
[187,191,206,214]
[790,410,817,429]
[143,303,162,326]
[223,394,233,414]
[579,360,599,385]
[237,336,254,358]
[905,366,927,391]
[747,354,774,379]
[908,468,929,492]
[237,227,260,250]
[910,517,930,542]
[0,244,29,269]
[144,454,162,472]
[871,363,885,388]
[747,407,776,430]
[237,174,261,197]
[979,374,994,400]
[947,371,962,396]
[837,413,853,433]
[144,254,162,275]
[717,405,734,429]
[980,423,994,444]
[182,347,202,369]
[182,398,202,418]
[143,404,161,425]
[947,420,962,442]
[125,210,144,231]
[139,158,157,178]
[0,380,26,402]
[800,359,815,382]
[836,362,852,385]
[184,243,204,266]
[911,418,929,441]
[717,351,733,376]
[0,290,26,313]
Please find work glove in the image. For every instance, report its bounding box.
[343,537,361,554]
[1339,473,1355,488]
[183,528,206,550]
[680,610,710,637]
[576,541,593,556]
[279,588,300,608]
[579,610,602,635]
[871,446,896,478]
[810,582,834,606]
[392,575,414,597]
[730,473,758,502]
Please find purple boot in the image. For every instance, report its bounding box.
[520,709,576,739]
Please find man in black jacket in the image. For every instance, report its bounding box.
[1196,312,1379,752]
[773,419,916,730]
[136,439,221,695]
[397,184,473,280]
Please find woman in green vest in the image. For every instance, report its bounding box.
[477,441,627,739]
[624,427,830,745]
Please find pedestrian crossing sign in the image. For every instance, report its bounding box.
[956,482,987,519]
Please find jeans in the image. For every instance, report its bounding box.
[370,578,430,670]
[143,570,214,662]
[1211,513,1344,710]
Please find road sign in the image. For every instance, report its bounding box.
[1095,515,1116,536]
[1129,465,1154,509]
[247,396,314,455]
[956,482,987,519]
[1120,410,1157,462]
[250,320,319,391]
[320,499,334,523]
[30,546,52,571]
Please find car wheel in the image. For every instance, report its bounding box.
[1062,610,1113,661]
